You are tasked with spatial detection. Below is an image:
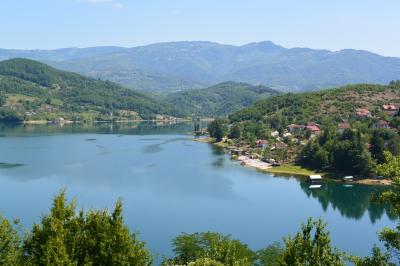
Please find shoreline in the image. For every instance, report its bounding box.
[19,118,193,125]
[194,137,392,186]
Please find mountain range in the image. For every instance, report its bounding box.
[1,41,400,92]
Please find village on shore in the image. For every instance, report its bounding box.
[196,103,399,186]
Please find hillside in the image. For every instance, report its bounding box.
[162,82,279,117]
[209,81,400,177]
[229,81,400,126]
[1,41,400,92]
[0,58,181,122]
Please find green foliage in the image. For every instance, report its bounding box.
[377,152,400,181]
[0,215,22,265]
[163,82,279,117]
[187,257,225,266]
[208,118,229,141]
[354,246,394,266]
[0,58,183,122]
[23,190,152,265]
[372,152,400,264]
[282,218,345,266]
[165,232,255,266]
[229,83,400,127]
[255,242,284,266]
[300,127,375,176]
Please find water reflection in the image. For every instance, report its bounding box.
[300,182,396,223]
[0,121,201,137]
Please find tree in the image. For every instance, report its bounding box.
[0,215,22,265]
[208,119,228,142]
[374,152,400,264]
[165,232,254,265]
[23,190,153,265]
[187,258,224,266]
[355,246,394,266]
[255,242,284,266]
[370,130,385,163]
[229,123,241,139]
[282,219,344,266]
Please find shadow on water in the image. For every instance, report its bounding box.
[0,162,24,169]
[141,137,192,154]
[300,181,397,223]
[0,121,200,137]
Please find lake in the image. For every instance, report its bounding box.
[0,122,396,262]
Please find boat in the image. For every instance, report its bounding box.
[308,175,322,182]
[343,176,354,182]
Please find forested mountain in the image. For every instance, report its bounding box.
[1,41,400,92]
[162,81,279,117]
[0,58,181,122]
[229,81,400,125]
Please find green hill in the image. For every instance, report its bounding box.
[0,58,181,122]
[229,81,400,126]
[162,82,279,117]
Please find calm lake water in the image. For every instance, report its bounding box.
[0,122,396,262]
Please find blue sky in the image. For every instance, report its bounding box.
[1,0,399,56]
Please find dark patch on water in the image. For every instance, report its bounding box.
[0,162,24,169]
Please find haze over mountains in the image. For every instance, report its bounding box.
[1,41,400,92]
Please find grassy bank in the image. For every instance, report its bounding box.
[263,164,321,177]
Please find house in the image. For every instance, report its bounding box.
[382,104,399,116]
[356,108,371,117]
[287,124,304,134]
[255,140,269,149]
[375,120,390,129]
[305,124,320,134]
[338,123,351,135]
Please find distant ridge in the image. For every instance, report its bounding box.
[0,41,400,92]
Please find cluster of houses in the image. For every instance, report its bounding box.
[287,122,321,135]
[355,104,398,130]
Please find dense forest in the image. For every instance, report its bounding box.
[0,58,183,122]
[162,82,279,117]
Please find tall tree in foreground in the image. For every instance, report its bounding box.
[163,232,255,265]
[282,218,344,266]
[0,215,22,265]
[23,190,152,265]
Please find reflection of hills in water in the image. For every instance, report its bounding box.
[300,182,396,223]
[0,121,206,137]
